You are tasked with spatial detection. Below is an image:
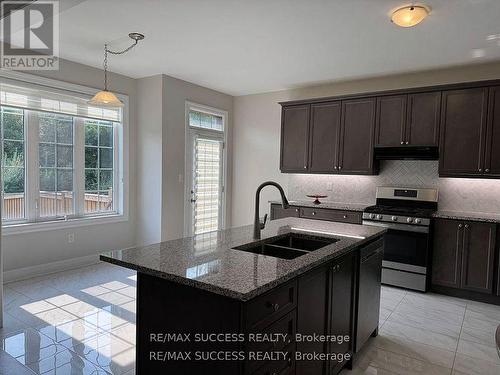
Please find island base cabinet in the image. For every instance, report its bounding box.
[136,273,242,375]
[329,254,355,375]
[134,236,385,375]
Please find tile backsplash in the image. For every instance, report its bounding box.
[288,160,500,214]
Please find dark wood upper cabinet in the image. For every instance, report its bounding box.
[439,88,489,177]
[309,102,341,173]
[280,105,310,173]
[461,222,496,294]
[375,95,407,147]
[432,219,496,294]
[339,98,376,174]
[432,219,463,289]
[485,86,500,176]
[406,92,441,147]
[280,79,500,179]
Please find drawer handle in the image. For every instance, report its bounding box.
[312,211,316,216]
[343,215,347,219]
[295,208,299,213]
[266,302,280,311]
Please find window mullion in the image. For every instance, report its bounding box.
[74,118,85,217]
[26,110,40,222]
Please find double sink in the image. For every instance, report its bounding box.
[233,233,339,260]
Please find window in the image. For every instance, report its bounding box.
[1,107,25,220]
[84,119,115,214]
[0,79,124,228]
[38,112,74,218]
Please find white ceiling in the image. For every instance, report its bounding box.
[54,0,500,95]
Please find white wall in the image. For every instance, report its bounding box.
[136,75,164,245]
[2,59,138,277]
[161,75,233,241]
[134,75,233,245]
[231,62,500,226]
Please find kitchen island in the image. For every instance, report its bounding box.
[101,218,385,374]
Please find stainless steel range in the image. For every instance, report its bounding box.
[362,187,438,292]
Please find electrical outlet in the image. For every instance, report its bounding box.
[67,233,75,243]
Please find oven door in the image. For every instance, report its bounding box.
[363,221,430,271]
[383,228,429,269]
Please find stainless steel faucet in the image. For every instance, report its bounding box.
[254,181,289,239]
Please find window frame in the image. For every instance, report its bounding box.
[0,70,129,235]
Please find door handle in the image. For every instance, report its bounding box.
[190,199,196,203]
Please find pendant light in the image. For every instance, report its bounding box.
[89,32,145,108]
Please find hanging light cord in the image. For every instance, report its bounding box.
[103,38,140,91]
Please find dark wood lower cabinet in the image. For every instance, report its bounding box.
[432,219,462,288]
[328,254,355,375]
[432,219,497,295]
[270,203,362,225]
[296,266,328,375]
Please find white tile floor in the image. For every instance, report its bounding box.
[1,262,499,374]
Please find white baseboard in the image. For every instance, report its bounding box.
[3,254,101,283]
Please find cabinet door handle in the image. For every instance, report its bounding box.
[400,141,404,145]
[479,168,482,172]
[405,141,409,145]
[338,166,342,170]
[303,165,307,169]
[458,224,463,228]
[334,166,338,170]
[485,169,490,172]
[464,224,469,229]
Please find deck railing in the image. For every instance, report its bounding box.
[2,191,113,221]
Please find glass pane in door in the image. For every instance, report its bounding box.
[192,137,223,235]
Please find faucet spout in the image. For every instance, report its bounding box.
[254,181,289,240]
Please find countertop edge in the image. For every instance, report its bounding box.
[100,230,385,302]
[432,211,500,224]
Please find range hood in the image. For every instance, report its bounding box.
[374,146,439,160]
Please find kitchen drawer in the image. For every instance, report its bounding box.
[245,280,297,331]
[270,204,300,220]
[246,310,296,374]
[300,207,362,224]
[250,342,295,375]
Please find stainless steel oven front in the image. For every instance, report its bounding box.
[362,219,431,291]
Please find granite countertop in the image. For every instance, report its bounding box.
[100,218,385,301]
[270,200,371,212]
[432,210,500,224]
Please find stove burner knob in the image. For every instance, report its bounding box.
[369,214,376,219]
[377,214,383,220]
[391,216,398,222]
[415,218,422,224]
[407,217,414,223]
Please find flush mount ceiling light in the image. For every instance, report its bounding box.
[89,32,145,108]
[391,5,430,27]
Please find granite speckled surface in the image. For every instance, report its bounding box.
[270,200,369,212]
[432,211,500,224]
[100,218,385,301]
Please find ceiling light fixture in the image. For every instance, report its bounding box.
[89,32,145,108]
[391,5,430,28]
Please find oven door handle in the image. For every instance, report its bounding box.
[362,220,430,234]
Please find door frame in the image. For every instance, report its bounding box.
[183,101,228,236]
